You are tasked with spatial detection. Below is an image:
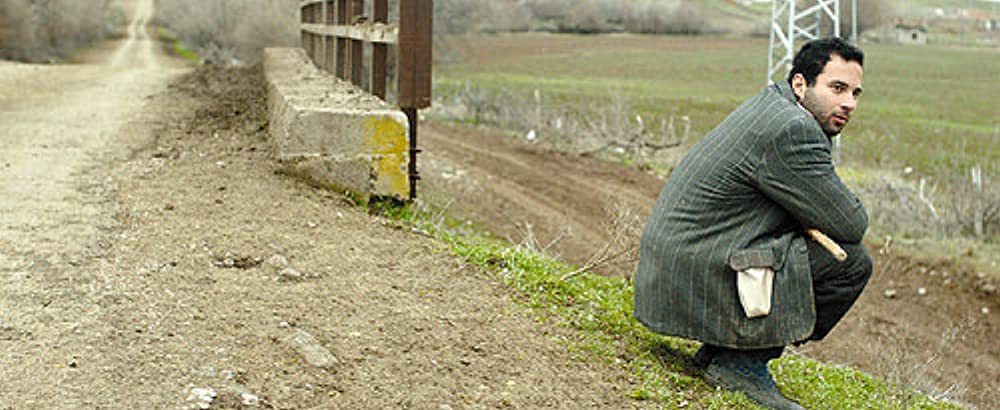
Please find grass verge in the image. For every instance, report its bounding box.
[157,27,199,62]
[374,201,966,409]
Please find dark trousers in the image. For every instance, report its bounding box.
[709,239,873,360]
[805,240,873,342]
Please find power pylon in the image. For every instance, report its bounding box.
[768,0,855,84]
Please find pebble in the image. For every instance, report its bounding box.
[883,289,898,299]
[982,307,990,315]
[280,267,303,280]
[187,386,216,409]
[917,287,927,296]
[264,254,289,273]
[241,392,260,406]
[284,329,339,367]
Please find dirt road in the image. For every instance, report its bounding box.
[0,0,184,405]
[0,1,637,408]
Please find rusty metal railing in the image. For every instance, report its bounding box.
[299,0,432,200]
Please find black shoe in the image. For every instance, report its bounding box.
[692,344,718,368]
[703,350,804,410]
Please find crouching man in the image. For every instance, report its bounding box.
[633,38,873,410]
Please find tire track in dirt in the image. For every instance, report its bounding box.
[421,122,665,277]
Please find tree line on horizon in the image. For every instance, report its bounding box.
[0,0,119,62]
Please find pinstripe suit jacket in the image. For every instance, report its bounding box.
[633,81,868,348]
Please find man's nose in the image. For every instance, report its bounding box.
[841,95,857,113]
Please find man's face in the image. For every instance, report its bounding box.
[792,54,864,137]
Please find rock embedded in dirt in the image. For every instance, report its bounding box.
[280,267,303,280]
[283,328,338,368]
[186,386,217,410]
[240,392,260,406]
[264,254,289,273]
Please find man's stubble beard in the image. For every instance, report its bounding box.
[801,88,842,138]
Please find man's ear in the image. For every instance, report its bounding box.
[791,73,807,100]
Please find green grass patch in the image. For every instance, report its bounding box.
[157,27,199,62]
[379,201,967,409]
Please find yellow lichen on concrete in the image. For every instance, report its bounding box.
[364,115,410,198]
[372,154,410,197]
[364,115,408,154]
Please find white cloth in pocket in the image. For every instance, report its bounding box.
[736,267,775,318]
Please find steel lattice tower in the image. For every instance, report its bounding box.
[768,0,858,84]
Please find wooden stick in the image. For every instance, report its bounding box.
[806,229,848,262]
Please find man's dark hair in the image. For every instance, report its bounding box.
[786,37,864,86]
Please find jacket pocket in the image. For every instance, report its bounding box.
[729,248,780,271]
[730,248,779,319]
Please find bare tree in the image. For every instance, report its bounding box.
[0,0,110,62]
[0,0,34,60]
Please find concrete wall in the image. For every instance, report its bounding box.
[263,47,410,201]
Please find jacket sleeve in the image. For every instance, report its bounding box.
[754,117,868,243]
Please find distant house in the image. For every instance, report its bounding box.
[895,23,927,45]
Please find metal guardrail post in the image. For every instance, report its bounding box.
[300,0,432,199]
[372,0,389,100]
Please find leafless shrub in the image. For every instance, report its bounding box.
[0,0,33,60]
[561,196,642,280]
[521,0,569,22]
[433,0,485,35]
[155,0,298,65]
[434,83,687,165]
[857,168,997,241]
[0,0,111,62]
[798,0,896,38]
[536,0,709,35]
[838,0,896,36]
[624,0,707,35]
[862,317,972,408]
[558,1,615,34]
[574,91,688,159]
[946,166,997,240]
[514,222,570,256]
